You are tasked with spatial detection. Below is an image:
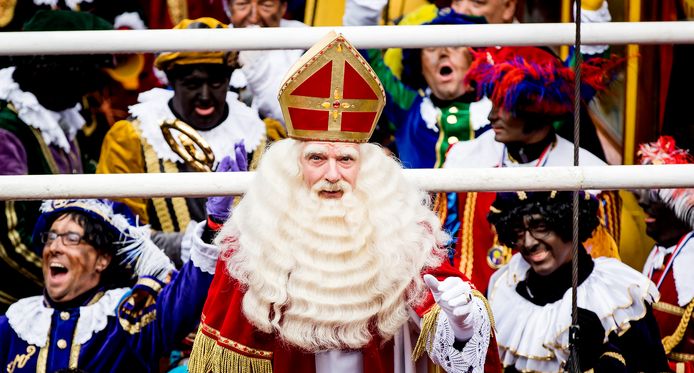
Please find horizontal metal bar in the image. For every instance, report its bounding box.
[1,22,693,56]
[1,165,692,201]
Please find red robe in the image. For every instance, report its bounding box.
[189,255,501,372]
[648,249,694,372]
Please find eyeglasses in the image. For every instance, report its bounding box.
[512,221,552,248]
[41,231,85,246]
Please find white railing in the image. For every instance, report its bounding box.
[0,165,692,200]
[1,22,694,55]
[2,22,693,200]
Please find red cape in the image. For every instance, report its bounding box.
[189,251,501,373]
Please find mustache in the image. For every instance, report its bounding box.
[311,180,352,193]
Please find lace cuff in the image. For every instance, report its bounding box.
[190,221,221,274]
[429,297,491,373]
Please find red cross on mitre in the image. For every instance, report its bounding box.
[278,31,385,143]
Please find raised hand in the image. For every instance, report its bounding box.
[205,141,247,222]
[423,274,476,341]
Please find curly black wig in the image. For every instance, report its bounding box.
[487,191,600,247]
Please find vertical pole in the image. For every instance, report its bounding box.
[569,0,582,372]
[623,0,641,165]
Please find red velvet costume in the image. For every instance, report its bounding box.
[188,32,501,373]
[191,251,501,373]
[645,234,694,372]
[639,136,694,372]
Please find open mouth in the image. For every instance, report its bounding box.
[439,65,453,77]
[195,106,215,116]
[523,246,550,263]
[49,262,69,279]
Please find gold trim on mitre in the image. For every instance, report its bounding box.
[278,31,385,143]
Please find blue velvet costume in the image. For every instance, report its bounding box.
[365,48,492,169]
[0,258,213,373]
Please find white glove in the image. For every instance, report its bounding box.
[423,274,475,341]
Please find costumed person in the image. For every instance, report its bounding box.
[639,136,694,372]
[380,0,452,80]
[344,0,492,168]
[3,1,158,169]
[97,17,266,267]
[0,0,162,172]
[224,0,306,139]
[487,190,669,372]
[0,196,226,372]
[452,0,612,162]
[441,46,622,292]
[187,32,500,373]
[0,10,114,313]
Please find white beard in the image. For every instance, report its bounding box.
[218,139,447,352]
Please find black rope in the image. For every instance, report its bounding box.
[569,0,582,372]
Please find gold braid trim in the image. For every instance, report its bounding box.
[653,301,692,317]
[461,192,476,278]
[432,192,447,227]
[598,190,621,244]
[29,126,60,174]
[663,299,694,354]
[0,290,16,305]
[412,304,441,362]
[189,327,273,373]
[5,200,42,268]
[142,137,175,232]
[0,202,42,285]
[249,135,267,171]
[601,351,626,366]
[670,351,694,362]
[37,334,49,373]
[162,160,192,231]
[412,290,493,363]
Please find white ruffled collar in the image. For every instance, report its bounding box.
[489,254,659,372]
[419,89,440,133]
[643,231,694,307]
[6,288,129,347]
[418,91,492,134]
[130,88,265,165]
[0,67,85,152]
